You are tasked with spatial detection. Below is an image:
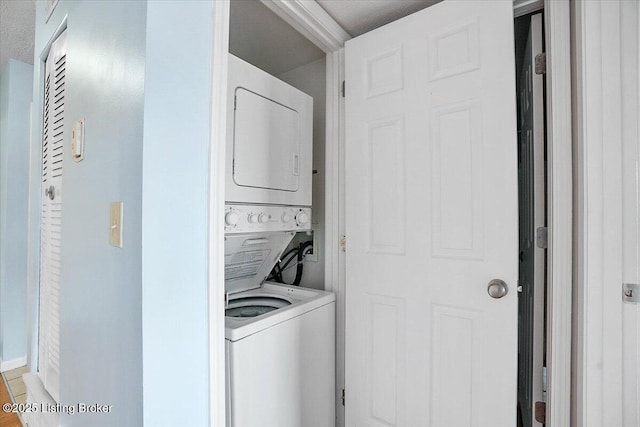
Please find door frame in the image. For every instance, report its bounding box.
[207,1,573,426]
[540,2,573,426]
[572,1,640,426]
[208,2,230,427]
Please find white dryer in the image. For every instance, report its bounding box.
[226,53,313,207]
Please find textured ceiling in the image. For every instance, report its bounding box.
[316,0,442,37]
[0,0,35,72]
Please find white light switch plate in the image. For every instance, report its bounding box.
[110,202,123,248]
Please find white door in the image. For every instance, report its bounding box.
[344,1,518,426]
[39,29,66,403]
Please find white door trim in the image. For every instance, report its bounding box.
[259,0,351,53]
[514,0,544,18]
[208,1,230,426]
[544,1,573,426]
[324,47,347,426]
[207,1,574,426]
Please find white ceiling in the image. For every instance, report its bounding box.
[317,0,441,37]
[230,0,325,76]
[0,0,35,72]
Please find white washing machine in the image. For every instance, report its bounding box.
[224,224,335,427]
[225,282,335,427]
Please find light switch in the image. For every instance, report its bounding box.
[110,202,123,248]
[71,118,85,162]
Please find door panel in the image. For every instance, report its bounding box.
[345,2,518,426]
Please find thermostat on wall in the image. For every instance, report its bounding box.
[71,118,84,162]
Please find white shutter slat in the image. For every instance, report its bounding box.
[38,30,65,403]
[42,74,50,183]
[51,55,65,180]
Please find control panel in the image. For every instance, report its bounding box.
[225,204,311,233]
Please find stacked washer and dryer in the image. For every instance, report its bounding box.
[224,54,336,427]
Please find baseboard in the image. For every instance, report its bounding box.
[0,356,27,372]
[23,373,59,427]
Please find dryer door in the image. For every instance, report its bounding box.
[226,54,313,207]
[233,88,300,192]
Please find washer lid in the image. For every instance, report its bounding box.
[224,231,295,295]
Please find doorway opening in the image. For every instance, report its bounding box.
[223,1,335,425]
[228,0,328,291]
[210,2,573,426]
[515,11,548,427]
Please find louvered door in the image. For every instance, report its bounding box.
[39,30,66,403]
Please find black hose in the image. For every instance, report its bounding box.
[291,241,314,286]
[268,241,314,285]
[268,247,300,282]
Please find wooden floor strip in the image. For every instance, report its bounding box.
[0,374,22,427]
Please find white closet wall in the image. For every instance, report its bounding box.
[279,58,327,290]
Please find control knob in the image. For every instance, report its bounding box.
[248,213,259,224]
[258,213,270,224]
[296,211,310,226]
[281,212,292,223]
[225,211,240,226]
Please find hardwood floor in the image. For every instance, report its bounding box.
[0,373,22,427]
